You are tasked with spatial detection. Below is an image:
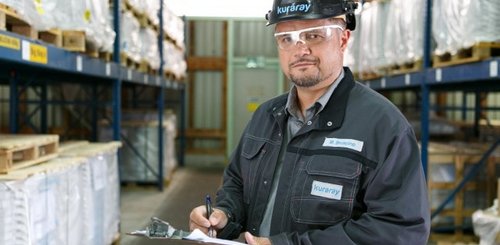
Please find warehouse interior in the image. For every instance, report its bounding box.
[0,0,499,244]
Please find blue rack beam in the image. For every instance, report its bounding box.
[363,57,500,91]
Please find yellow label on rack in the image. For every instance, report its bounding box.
[84,9,91,22]
[29,43,48,64]
[0,34,20,50]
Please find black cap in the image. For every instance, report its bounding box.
[265,0,358,30]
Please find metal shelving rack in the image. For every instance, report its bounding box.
[361,0,500,235]
[0,0,185,191]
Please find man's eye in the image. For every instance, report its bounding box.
[280,36,293,43]
[304,33,322,41]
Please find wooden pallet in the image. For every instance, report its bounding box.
[428,142,500,239]
[387,59,422,75]
[99,51,113,62]
[0,134,59,173]
[39,28,62,47]
[0,3,37,39]
[430,233,479,245]
[358,71,383,81]
[62,30,86,52]
[120,52,140,69]
[433,42,500,68]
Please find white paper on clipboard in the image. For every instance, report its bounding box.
[184,229,246,245]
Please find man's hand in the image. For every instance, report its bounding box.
[189,205,228,237]
[245,232,271,245]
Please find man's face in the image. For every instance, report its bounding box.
[274,18,350,88]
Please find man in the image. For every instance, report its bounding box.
[190,0,430,244]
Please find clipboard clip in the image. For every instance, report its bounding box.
[127,217,191,239]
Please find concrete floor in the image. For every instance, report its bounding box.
[119,164,225,245]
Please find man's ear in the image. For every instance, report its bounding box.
[340,30,351,51]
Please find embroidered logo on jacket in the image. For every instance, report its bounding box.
[311,180,343,200]
[322,137,364,152]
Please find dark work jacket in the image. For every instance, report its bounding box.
[216,67,430,245]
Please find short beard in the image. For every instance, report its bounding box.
[289,73,321,88]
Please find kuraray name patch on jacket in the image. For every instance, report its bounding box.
[311,180,343,200]
[322,137,364,152]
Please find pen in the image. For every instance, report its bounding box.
[205,194,214,237]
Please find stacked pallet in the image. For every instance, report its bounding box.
[0,135,121,245]
[0,134,59,173]
[432,0,500,68]
[99,110,178,185]
[428,142,500,244]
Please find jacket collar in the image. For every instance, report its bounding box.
[270,67,355,130]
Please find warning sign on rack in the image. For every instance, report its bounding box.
[0,34,20,50]
[22,40,48,64]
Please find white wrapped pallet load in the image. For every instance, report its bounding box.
[163,40,187,79]
[98,111,178,183]
[462,0,500,48]
[433,0,500,56]
[140,27,161,70]
[144,1,160,26]
[0,0,45,30]
[121,10,142,62]
[358,2,390,76]
[384,0,424,66]
[59,142,122,245]
[0,157,88,245]
[432,0,463,56]
[0,182,30,245]
[163,6,185,50]
[88,0,115,52]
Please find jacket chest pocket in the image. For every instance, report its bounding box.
[290,155,362,225]
[241,137,267,204]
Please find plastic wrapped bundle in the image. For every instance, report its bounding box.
[140,27,161,70]
[0,0,45,30]
[127,0,146,13]
[432,0,463,55]
[358,2,390,75]
[462,0,500,48]
[59,142,121,245]
[0,182,30,245]
[88,0,115,52]
[121,11,142,62]
[384,0,424,65]
[163,40,187,78]
[144,1,160,26]
[163,6,185,50]
[433,0,500,56]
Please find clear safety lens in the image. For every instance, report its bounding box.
[274,24,344,50]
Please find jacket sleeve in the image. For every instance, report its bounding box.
[214,128,248,240]
[270,128,431,245]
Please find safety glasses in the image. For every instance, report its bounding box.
[274,24,344,51]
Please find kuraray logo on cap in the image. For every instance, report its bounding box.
[277,2,311,16]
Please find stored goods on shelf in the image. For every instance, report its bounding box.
[163,40,187,79]
[140,27,160,70]
[428,142,500,237]
[58,141,122,245]
[121,10,142,63]
[99,110,177,184]
[433,0,500,56]
[357,1,390,78]
[0,0,115,53]
[384,0,424,67]
[0,145,121,245]
[162,6,185,51]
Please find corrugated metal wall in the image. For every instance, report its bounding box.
[186,18,278,134]
[233,20,278,58]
